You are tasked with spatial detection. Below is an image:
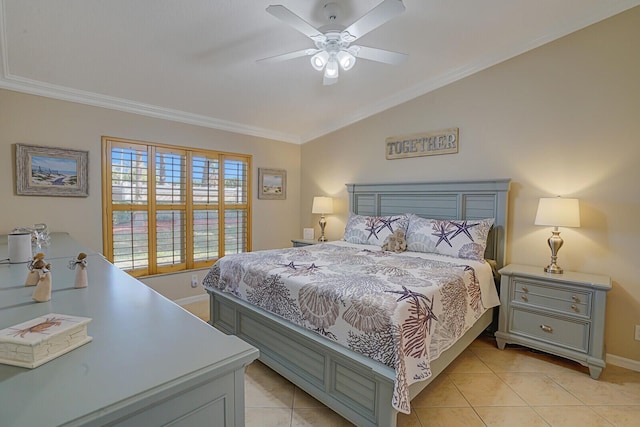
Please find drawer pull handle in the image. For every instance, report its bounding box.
[522,286,529,293]
[572,295,581,303]
[521,295,528,302]
[540,325,553,333]
[571,304,579,312]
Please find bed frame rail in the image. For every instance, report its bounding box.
[211,288,396,427]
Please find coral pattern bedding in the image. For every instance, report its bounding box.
[203,241,499,414]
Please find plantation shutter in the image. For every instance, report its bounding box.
[107,141,150,276]
[192,153,220,265]
[223,157,249,255]
[155,148,187,273]
[103,137,251,276]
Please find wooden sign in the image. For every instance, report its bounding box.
[385,128,459,160]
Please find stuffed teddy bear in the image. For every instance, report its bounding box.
[381,229,407,253]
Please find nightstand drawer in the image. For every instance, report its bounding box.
[511,308,589,353]
[513,279,591,317]
[514,290,589,317]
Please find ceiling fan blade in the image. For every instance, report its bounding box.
[353,45,408,65]
[341,0,405,42]
[266,5,326,42]
[257,49,318,64]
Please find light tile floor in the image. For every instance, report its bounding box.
[182,300,640,427]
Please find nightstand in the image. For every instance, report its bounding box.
[291,239,320,247]
[495,264,611,379]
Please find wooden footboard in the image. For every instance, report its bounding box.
[208,287,494,427]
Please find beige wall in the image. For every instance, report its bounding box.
[301,8,640,363]
[0,90,301,300]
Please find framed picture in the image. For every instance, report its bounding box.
[258,168,286,200]
[15,143,89,197]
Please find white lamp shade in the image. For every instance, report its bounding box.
[312,196,333,214]
[337,50,356,70]
[310,51,329,71]
[534,197,580,227]
[324,58,339,78]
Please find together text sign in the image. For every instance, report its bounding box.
[385,128,459,160]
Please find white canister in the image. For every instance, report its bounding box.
[8,232,32,264]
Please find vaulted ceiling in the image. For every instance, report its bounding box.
[1,0,638,143]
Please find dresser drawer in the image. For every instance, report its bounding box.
[512,279,591,317]
[510,308,590,353]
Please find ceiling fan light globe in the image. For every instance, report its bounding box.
[324,59,339,78]
[310,51,329,71]
[311,56,324,70]
[337,50,356,71]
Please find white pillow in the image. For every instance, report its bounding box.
[343,213,409,246]
[405,214,494,260]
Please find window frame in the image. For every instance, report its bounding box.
[101,136,252,276]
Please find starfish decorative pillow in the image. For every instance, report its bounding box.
[405,214,494,260]
[343,213,409,246]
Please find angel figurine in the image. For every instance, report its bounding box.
[69,252,88,288]
[32,259,52,302]
[25,252,46,287]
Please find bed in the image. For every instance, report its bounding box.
[204,179,510,427]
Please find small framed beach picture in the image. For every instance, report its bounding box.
[15,144,89,197]
[258,168,286,200]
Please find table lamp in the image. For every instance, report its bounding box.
[534,197,580,274]
[312,196,333,242]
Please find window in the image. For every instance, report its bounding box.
[102,136,251,276]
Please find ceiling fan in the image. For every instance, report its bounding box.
[259,0,408,85]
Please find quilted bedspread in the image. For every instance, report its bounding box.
[203,242,498,414]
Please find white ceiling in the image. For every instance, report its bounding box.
[1,0,638,144]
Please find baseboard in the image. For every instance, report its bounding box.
[174,294,208,307]
[606,353,640,372]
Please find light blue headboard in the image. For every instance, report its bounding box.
[346,179,511,268]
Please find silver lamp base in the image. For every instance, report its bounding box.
[318,215,327,242]
[544,229,564,274]
[544,263,563,274]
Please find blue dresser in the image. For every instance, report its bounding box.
[0,233,258,426]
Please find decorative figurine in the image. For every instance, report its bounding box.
[31,259,52,302]
[69,252,88,289]
[24,252,46,287]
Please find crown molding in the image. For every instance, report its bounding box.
[0,74,302,144]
